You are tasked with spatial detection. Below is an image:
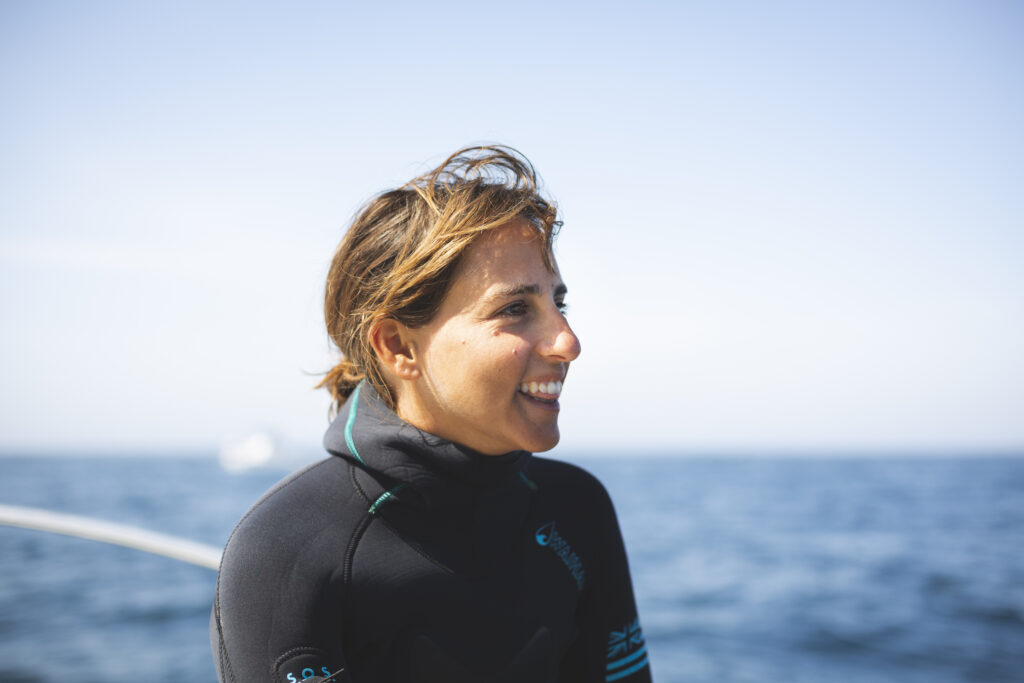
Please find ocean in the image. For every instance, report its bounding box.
[1,454,1022,682]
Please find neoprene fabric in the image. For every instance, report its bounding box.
[211,383,651,682]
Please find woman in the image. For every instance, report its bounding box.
[211,147,651,682]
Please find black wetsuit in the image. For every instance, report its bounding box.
[211,384,651,682]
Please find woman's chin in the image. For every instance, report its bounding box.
[519,427,560,454]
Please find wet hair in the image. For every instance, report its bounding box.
[318,145,561,414]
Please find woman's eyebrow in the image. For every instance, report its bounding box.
[497,284,541,298]
[493,283,568,298]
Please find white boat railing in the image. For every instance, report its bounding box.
[0,503,222,570]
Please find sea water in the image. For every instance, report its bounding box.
[1,454,1022,682]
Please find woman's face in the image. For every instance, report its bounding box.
[397,221,582,455]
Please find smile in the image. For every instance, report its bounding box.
[518,381,563,400]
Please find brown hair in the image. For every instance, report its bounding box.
[318,145,561,414]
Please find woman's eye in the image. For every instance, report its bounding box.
[556,300,569,314]
[498,301,528,317]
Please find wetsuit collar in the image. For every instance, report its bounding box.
[323,382,531,507]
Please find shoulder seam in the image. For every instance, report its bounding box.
[342,462,373,585]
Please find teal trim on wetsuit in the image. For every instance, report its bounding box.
[344,381,365,465]
[367,483,407,516]
[211,384,651,682]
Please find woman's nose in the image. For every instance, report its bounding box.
[543,314,582,362]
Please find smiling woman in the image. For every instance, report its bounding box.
[210,147,650,682]
[384,221,581,455]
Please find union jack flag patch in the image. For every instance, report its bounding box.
[605,617,648,681]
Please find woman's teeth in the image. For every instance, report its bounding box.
[519,381,563,397]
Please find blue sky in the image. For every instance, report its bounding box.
[1,1,1021,454]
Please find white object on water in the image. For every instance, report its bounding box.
[218,431,317,472]
[0,503,222,570]
[218,431,276,471]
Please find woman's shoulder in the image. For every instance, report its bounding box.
[525,456,613,506]
[222,457,362,555]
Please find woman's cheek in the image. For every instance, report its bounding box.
[510,340,531,357]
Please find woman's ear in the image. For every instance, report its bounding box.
[368,318,420,380]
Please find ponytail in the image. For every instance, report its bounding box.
[315,358,365,413]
